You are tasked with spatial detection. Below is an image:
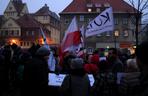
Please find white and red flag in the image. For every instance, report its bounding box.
[61,16,81,52]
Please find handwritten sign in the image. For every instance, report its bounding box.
[48,73,95,87]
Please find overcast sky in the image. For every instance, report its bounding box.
[0,0,73,15]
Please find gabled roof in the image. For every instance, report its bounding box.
[35,4,59,20]
[61,0,135,14]
[12,1,26,15]
[17,14,42,28]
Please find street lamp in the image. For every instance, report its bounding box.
[114,30,119,48]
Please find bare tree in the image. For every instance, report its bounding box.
[125,0,148,46]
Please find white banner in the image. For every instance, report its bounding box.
[48,73,94,87]
[85,7,114,37]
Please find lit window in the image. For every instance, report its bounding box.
[123,30,129,37]
[96,8,101,13]
[114,30,119,37]
[80,15,84,21]
[88,8,92,12]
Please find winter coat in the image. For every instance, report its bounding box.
[61,71,90,96]
[22,56,49,96]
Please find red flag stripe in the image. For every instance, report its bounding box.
[62,31,81,51]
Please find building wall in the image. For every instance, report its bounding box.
[60,12,136,48]
[35,16,50,24]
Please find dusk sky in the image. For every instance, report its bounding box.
[0,0,73,15]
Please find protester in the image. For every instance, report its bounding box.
[107,48,124,73]
[92,60,116,96]
[136,41,148,96]
[22,46,50,96]
[60,58,90,96]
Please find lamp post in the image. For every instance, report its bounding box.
[114,30,119,49]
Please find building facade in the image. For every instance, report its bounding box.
[60,0,139,50]
[0,0,60,48]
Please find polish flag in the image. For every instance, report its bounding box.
[61,17,81,52]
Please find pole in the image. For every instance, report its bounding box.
[114,36,117,48]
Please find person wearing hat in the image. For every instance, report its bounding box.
[60,58,90,96]
[22,46,50,96]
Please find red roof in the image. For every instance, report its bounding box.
[61,0,135,13]
[17,14,42,28]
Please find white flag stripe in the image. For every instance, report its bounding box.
[62,17,78,45]
[61,16,81,52]
[85,7,114,37]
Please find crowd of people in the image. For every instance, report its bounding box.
[0,41,148,96]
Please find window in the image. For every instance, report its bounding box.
[27,42,30,46]
[106,31,111,36]
[5,30,8,36]
[14,30,19,36]
[86,4,93,7]
[95,3,101,7]
[88,8,92,12]
[65,19,69,24]
[114,30,119,37]
[8,23,12,27]
[80,15,84,21]
[114,18,118,25]
[123,30,129,37]
[9,7,12,10]
[96,8,101,13]
[11,30,14,36]
[97,34,101,37]
[122,18,128,25]
[104,3,110,7]
[43,16,48,20]
[24,42,26,46]
[31,31,34,36]
[20,42,23,46]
